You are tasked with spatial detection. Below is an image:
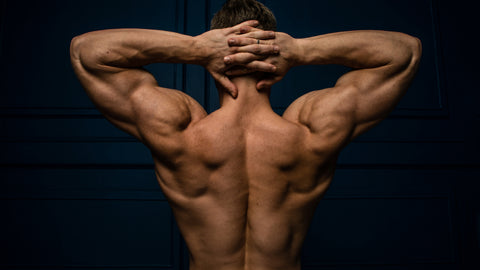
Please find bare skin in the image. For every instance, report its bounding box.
[70,21,421,270]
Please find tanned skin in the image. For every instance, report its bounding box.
[71,20,421,270]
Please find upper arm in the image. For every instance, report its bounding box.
[334,36,422,138]
[285,36,421,147]
[70,39,205,144]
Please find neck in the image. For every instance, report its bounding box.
[218,77,272,113]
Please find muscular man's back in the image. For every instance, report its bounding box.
[151,88,336,270]
[70,12,421,269]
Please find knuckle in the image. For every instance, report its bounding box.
[264,45,275,53]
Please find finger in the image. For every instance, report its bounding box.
[238,26,255,34]
[229,20,259,34]
[257,78,278,90]
[243,61,277,73]
[216,75,238,98]
[242,30,276,40]
[225,61,276,76]
[228,37,256,46]
[238,26,264,34]
[228,30,276,47]
[224,53,266,66]
[234,44,280,55]
[225,67,256,77]
[228,36,277,47]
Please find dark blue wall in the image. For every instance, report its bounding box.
[1,0,478,269]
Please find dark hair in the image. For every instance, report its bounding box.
[211,0,277,31]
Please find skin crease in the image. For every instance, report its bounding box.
[70,18,421,270]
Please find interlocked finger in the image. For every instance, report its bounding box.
[230,31,275,45]
[244,61,277,73]
[226,61,276,76]
[228,20,259,34]
[242,29,276,40]
[233,44,280,55]
[224,52,262,65]
[229,37,277,47]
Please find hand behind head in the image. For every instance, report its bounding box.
[197,20,279,98]
[225,32,298,90]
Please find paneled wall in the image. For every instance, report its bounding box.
[1,0,478,269]
[1,0,183,269]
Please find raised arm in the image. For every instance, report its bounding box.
[70,21,278,144]
[246,31,421,148]
[292,31,421,140]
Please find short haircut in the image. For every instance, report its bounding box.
[210,0,277,31]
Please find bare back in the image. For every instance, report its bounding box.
[151,98,339,270]
[70,24,420,270]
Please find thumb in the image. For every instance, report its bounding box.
[257,78,276,90]
[218,75,238,98]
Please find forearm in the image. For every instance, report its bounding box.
[295,30,421,69]
[70,29,205,69]
[71,21,278,97]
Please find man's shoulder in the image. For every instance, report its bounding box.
[281,86,357,153]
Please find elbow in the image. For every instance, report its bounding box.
[70,35,85,61]
[410,37,422,63]
[393,34,422,71]
[70,33,101,70]
[70,34,94,70]
[404,35,422,69]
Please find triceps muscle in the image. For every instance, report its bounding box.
[72,54,159,139]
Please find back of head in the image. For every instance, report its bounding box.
[211,0,277,31]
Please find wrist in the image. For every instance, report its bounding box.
[296,36,331,66]
[290,38,306,67]
[192,35,212,67]
[295,38,319,66]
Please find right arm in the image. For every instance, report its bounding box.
[70,21,278,145]
[289,31,422,141]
